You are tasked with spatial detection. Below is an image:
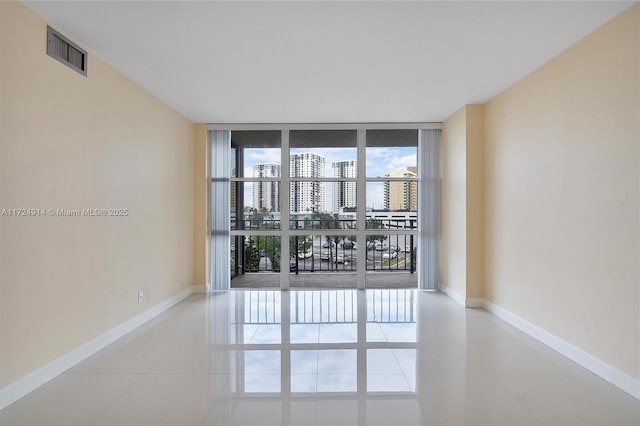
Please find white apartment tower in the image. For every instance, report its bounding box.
[332,160,357,212]
[290,152,325,213]
[252,163,281,212]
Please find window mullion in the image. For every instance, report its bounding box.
[356,128,366,289]
[280,129,290,290]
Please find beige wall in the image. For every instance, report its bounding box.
[465,105,484,299]
[483,4,639,378]
[0,2,195,388]
[440,105,485,300]
[440,107,468,298]
[193,124,210,287]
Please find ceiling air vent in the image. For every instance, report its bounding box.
[47,26,87,76]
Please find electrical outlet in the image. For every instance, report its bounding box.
[174,275,180,288]
[138,290,144,304]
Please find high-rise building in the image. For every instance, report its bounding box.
[384,167,417,210]
[230,168,237,210]
[252,163,281,212]
[290,152,325,213]
[332,160,357,212]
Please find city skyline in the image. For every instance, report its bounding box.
[241,146,417,212]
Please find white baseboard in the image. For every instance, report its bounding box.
[464,298,484,308]
[439,284,466,307]
[193,283,211,293]
[438,289,639,400]
[0,286,195,410]
[439,285,483,308]
[482,299,640,400]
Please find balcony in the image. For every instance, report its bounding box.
[229,212,418,289]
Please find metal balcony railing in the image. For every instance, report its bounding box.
[230,233,417,278]
[230,217,418,231]
[231,218,281,231]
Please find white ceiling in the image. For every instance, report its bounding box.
[25,1,634,124]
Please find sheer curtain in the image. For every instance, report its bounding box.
[210,130,231,290]
[418,129,440,290]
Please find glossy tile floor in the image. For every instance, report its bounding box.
[1,290,639,425]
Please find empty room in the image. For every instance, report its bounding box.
[0,1,639,425]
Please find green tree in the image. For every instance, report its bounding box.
[269,244,281,272]
[255,235,281,272]
[291,236,313,254]
[244,237,260,272]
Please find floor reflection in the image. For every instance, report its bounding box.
[208,289,419,425]
[233,290,415,393]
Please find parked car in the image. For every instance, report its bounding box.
[333,253,354,264]
[342,241,356,250]
[375,242,389,251]
[289,258,297,271]
[297,250,312,259]
[402,245,412,253]
[321,250,331,261]
[259,249,266,257]
[382,249,397,260]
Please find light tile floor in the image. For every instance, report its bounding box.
[1,290,638,425]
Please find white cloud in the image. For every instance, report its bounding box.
[389,154,418,171]
[366,147,395,159]
[366,148,416,177]
[246,148,281,164]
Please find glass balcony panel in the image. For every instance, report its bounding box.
[365,234,417,289]
[230,235,281,288]
[289,235,357,288]
[231,181,281,230]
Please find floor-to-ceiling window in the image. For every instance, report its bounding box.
[365,130,419,288]
[211,125,440,290]
[229,131,282,288]
[288,130,358,289]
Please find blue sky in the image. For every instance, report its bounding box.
[240,147,417,211]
